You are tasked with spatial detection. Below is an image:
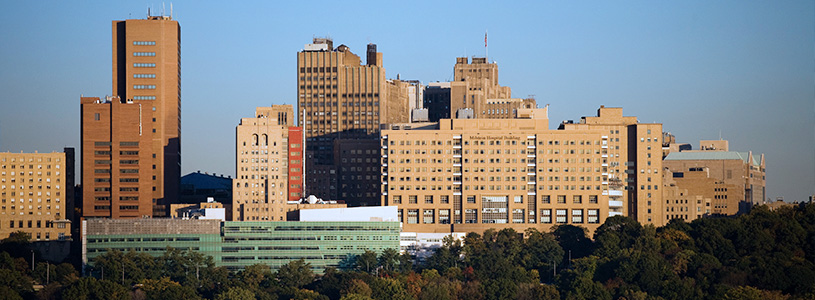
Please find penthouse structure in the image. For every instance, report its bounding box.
[233,106,301,221]
[81,15,180,218]
[663,140,766,217]
[0,150,73,241]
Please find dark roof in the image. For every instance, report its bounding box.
[181,172,232,190]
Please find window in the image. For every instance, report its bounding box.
[440,195,449,204]
[436,209,451,224]
[573,195,582,204]
[392,195,401,204]
[133,63,156,68]
[133,74,156,78]
[409,195,417,204]
[133,41,156,46]
[133,85,156,89]
[572,209,584,223]
[94,113,100,121]
[133,52,156,57]
[424,195,433,204]
[512,209,525,223]
[465,209,478,223]
[407,209,418,224]
[541,195,550,204]
[120,142,139,147]
[423,209,435,224]
[589,195,598,204]
[133,96,156,100]
[467,196,476,204]
[557,195,566,204]
[556,209,567,223]
[540,209,552,223]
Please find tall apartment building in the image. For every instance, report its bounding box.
[81,15,180,218]
[663,140,766,216]
[559,106,665,226]
[383,107,613,233]
[381,106,665,233]
[0,150,73,241]
[233,106,298,221]
[297,38,407,206]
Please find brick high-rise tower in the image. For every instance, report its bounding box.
[81,15,180,218]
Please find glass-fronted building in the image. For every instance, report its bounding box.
[83,219,400,272]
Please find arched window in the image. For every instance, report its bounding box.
[262,134,268,146]
[252,134,259,146]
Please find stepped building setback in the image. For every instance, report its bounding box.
[81,15,180,218]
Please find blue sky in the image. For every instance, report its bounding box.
[0,1,812,202]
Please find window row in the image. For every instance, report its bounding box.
[133,85,156,90]
[133,41,156,46]
[134,74,156,78]
[133,63,156,68]
[133,52,156,56]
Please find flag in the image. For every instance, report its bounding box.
[485,32,487,48]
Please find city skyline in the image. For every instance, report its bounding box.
[0,1,812,202]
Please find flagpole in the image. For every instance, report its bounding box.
[485,30,488,61]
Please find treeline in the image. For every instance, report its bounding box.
[2,203,815,299]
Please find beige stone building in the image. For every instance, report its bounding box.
[297,39,408,206]
[81,15,180,219]
[0,151,72,241]
[559,106,665,226]
[662,140,766,217]
[381,106,663,234]
[233,106,295,221]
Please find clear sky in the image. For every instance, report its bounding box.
[0,1,812,202]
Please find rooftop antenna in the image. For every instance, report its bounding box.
[170,3,173,19]
[485,30,488,61]
[162,3,165,17]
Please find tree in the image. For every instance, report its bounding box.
[61,277,129,300]
[277,259,314,288]
[355,250,378,274]
[238,263,271,291]
[215,287,255,300]
[521,228,564,279]
[344,279,372,298]
[552,225,594,261]
[378,248,399,273]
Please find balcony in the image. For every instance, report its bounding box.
[453,135,462,139]
[609,200,623,208]
[527,191,536,195]
[608,190,623,196]
[609,211,623,217]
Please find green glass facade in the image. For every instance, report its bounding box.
[83,220,400,273]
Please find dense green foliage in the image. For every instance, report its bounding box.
[2,204,815,299]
